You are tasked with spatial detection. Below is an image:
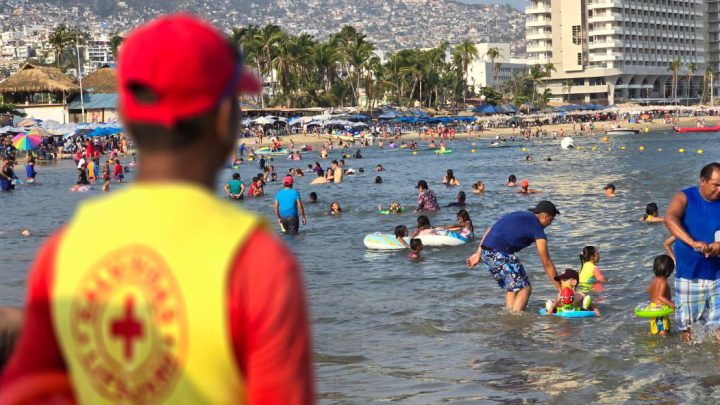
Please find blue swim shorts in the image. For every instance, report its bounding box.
[481,248,530,292]
[675,278,720,331]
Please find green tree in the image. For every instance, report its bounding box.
[686,62,696,105]
[453,40,478,104]
[526,64,546,104]
[668,59,682,105]
[109,34,124,61]
[562,79,573,103]
[484,46,502,90]
[48,25,74,69]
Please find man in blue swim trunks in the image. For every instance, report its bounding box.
[466,200,561,312]
[665,162,720,342]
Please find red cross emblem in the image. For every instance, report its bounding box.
[110,296,144,361]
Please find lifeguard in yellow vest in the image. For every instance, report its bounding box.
[0,14,315,405]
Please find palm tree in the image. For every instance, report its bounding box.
[312,43,341,91]
[708,66,717,106]
[668,59,682,105]
[484,47,502,89]
[453,40,478,104]
[542,62,556,93]
[526,64,546,104]
[109,35,124,61]
[538,88,553,107]
[686,62,696,106]
[254,24,283,105]
[48,25,73,69]
[341,35,374,107]
[562,79,573,103]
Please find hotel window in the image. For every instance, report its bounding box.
[572,25,582,45]
[577,52,583,65]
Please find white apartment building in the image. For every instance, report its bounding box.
[83,35,114,73]
[466,43,530,92]
[527,0,706,105]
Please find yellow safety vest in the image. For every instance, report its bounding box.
[51,183,261,404]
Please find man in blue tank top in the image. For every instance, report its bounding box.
[666,162,720,342]
[466,201,561,312]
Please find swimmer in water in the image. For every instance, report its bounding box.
[507,174,517,187]
[411,215,436,238]
[641,202,665,223]
[472,181,485,194]
[604,183,616,197]
[437,209,474,239]
[329,201,342,216]
[428,140,437,148]
[309,192,318,203]
[394,225,412,249]
[448,191,466,207]
[375,164,384,172]
[517,179,539,194]
[378,201,403,214]
[442,169,460,186]
[408,238,423,260]
[375,176,383,184]
[579,246,606,284]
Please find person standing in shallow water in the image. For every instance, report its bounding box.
[466,201,561,312]
[415,180,440,212]
[665,162,720,343]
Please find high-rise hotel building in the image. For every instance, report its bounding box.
[526,0,709,104]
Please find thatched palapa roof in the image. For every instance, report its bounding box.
[0,63,79,94]
[82,65,116,93]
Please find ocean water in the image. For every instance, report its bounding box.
[2,130,720,403]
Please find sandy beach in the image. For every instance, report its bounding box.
[242,115,720,150]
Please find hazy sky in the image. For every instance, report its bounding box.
[457,0,525,11]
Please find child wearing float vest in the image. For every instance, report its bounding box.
[647,254,675,335]
[579,246,606,284]
[544,269,602,316]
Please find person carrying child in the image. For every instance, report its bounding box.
[545,269,602,316]
[647,254,676,335]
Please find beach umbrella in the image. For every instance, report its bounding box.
[26,127,50,137]
[12,133,42,151]
[254,116,277,125]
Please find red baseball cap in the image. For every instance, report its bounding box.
[118,14,261,128]
[283,175,294,186]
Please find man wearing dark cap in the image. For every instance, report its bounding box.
[467,200,561,312]
[415,180,440,212]
[1,15,314,404]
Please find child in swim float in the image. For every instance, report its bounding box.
[545,269,602,316]
[437,209,474,240]
[641,203,665,223]
[378,201,403,214]
[579,246,606,284]
[409,238,423,261]
[647,254,675,335]
[394,225,411,249]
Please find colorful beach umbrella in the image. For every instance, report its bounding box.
[12,134,42,151]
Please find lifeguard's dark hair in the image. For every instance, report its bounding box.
[125,89,222,152]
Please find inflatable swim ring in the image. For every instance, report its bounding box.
[254,147,288,156]
[363,233,408,250]
[378,208,407,215]
[634,302,674,318]
[539,308,596,318]
[434,149,453,155]
[417,230,467,246]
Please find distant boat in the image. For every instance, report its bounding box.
[673,125,720,133]
[605,128,639,135]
